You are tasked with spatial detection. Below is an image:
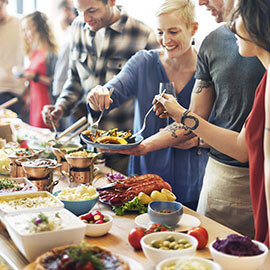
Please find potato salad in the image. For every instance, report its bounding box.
[57,185,98,201]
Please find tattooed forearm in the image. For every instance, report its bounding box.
[193,80,213,94]
[164,122,186,138]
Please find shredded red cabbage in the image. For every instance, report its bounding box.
[213,234,264,256]
[106,172,126,180]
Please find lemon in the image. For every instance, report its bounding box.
[150,190,168,201]
[161,189,176,201]
[138,192,153,204]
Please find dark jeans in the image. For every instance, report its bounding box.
[184,200,199,211]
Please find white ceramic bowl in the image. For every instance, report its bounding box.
[209,239,268,270]
[156,256,222,270]
[81,213,113,237]
[140,231,198,265]
[4,208,86,262]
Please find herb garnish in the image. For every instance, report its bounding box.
[112,197,147,216]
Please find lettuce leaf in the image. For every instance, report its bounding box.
[112,197,147,216]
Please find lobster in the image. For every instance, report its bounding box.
[98,174,171,206]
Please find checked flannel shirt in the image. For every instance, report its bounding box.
[55,6,159,131]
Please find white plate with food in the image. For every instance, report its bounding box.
[135,213,200,231]
[81,133,143,150]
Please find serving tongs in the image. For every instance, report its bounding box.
[48,116,88,145]
[0,97,18,110]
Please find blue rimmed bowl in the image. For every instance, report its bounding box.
[148,201,183,226]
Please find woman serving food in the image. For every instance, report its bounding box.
[87,0,208,210]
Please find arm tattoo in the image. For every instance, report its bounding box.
[164,122,189,138]
[193,80,213,94]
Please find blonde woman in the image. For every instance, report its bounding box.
[87,0,207,210]
[21,11,57,128]
[154,0,270,247]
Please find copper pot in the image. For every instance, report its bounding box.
[21,159,61,178]
[65,152,102,169]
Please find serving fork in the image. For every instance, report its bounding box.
[130,89,167,139]
[89,88,114,135]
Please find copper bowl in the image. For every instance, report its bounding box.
[65,152,102,169]
[21,158,61,178]
[8,149,43,164]
[52,143,82,160]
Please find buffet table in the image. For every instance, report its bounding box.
[0,165,270,269]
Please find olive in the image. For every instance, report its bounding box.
[151,239,162,248]
[184,243,192,248]
[163,240,171,247]
[169,242,177,249]
[178,238,188,244]
[166,235,175,242]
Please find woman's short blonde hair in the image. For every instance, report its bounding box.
[155,0,196,28]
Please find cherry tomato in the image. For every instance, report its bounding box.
[187,226,209,249]
[80,213,93,222]
[128,227,146,250]
[19,140,29,148]
[146,223,170,234]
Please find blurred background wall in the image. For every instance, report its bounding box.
[7,0,219,48]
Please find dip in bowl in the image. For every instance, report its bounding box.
[148,201,183,226]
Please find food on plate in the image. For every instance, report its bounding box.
[0,178,35,193]
[57,185,98,201]
[0,192,62,212]
[150,190,168,201]
[7,211,63,234]
[10,148,35,157]
[149,235,192,250]
[161,189,176,201]
[68,150,96,158]
[82,128,135,144]
[187,226,209,249]
[212,234,264,256]
[138,192,153,204]
[96,135,128,145]
[106,172,126,181]
[112,197,147,216]
[161,257,212,270]
[34,244,130,270]
[146,223,172,234]
[98,174,172,206]
[80,210,109,224]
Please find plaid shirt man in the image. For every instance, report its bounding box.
[55,6,158,130]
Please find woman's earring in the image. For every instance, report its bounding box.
[191,37,195,45]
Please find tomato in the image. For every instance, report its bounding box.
[146,223,171,234]
[187,226,209,249]
[80,213,93,222]
[128,227,146,250]
[19,140,29,148]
